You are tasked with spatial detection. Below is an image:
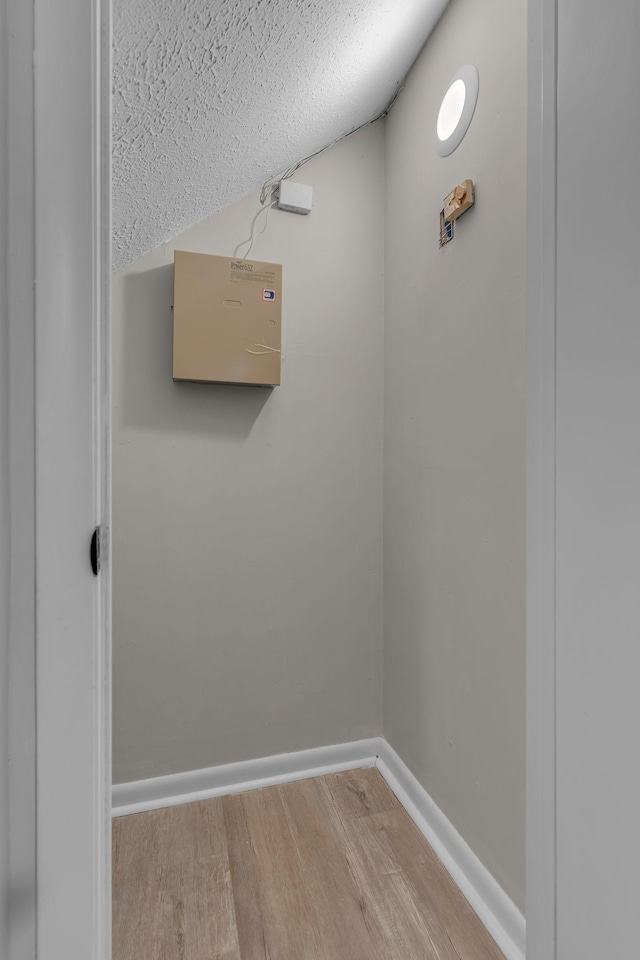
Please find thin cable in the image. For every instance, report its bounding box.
[258,84,405,205]
[235,83,407,261]
[243,200,273,261]
[246,343,281,355]
[233,201,274,260]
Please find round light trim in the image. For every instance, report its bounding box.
[436,65,479,157]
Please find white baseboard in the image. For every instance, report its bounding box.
[112,737,382,817]
[376,740,526,960]
[113,736,525,960]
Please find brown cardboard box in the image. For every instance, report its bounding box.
[173,250,282,386]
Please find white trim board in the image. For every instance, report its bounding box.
[113,737,525,960]
[376,741,526,960]
[34,0,111,958]
[112,738,382,817]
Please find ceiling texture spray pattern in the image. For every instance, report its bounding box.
[113,0,449,269]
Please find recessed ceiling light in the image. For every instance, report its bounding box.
[436,65,479,157]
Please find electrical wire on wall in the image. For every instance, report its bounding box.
[258,82,405,206]
[233,199,276,260]
[232,83,405,261]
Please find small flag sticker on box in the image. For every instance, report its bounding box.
[263,288,276,301]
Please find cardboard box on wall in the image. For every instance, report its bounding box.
[173,250,282,386]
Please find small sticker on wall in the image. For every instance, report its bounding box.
[263,288,276,301]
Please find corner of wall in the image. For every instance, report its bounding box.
[381,0,527,912]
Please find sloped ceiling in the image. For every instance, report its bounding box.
[112,0,449,269]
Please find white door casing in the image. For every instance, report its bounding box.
[526,0,558,957]
[34,0,111,958]
[555,1,640,957]
[0,2,11,950]
[7,0,37,957]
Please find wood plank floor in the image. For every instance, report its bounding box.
[113,767,505,960]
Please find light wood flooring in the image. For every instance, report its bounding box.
[113,767,505,960]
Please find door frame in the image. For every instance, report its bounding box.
[19,0,559,956]
[5,1,37,957]
[525,0,558,957]
[32,0,112,957]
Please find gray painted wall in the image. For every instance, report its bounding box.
[112,124,385,783]
[383,0,527,910]
[555,1,640,955]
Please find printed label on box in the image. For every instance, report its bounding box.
[229,261,277,286]
[262,288,276,301]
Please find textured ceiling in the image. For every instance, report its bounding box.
[113,0,449,269]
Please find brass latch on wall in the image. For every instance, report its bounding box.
[439,179,475,246]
